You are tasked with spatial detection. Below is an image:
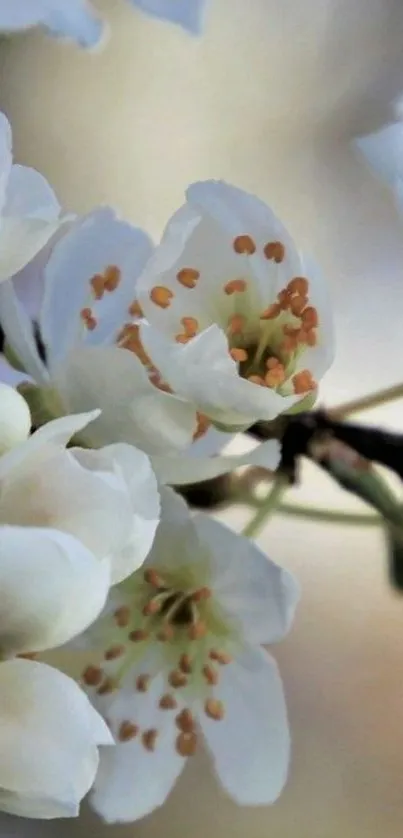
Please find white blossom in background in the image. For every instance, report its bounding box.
[0,112,65,284]
[137,180,334,433]
[78,488,299,823]
[0,382,31,454]
[0,206,281,484]
[128,0,206,34]
[355,120,403,207]
[0,659,113,819]
[0,0,103,47]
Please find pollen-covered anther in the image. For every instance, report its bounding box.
[233,234,256,255]
[305,328,317,346]
[287,276,309,296]
[118,721,139,742]
[277,289,292,310]
[128,628,149,642]
[80,307,97,331]
[179,653,193,675]
[176,268,200,289]
[209,649,232,665]
[227,314,246,336]
[260,303,281,320]
[176,731,198,757]
[168,670,188,689]
[290,295,308,317]
[204,698,225,721]
[157,625,175,642]
[142,729,158,752]
[191,586,211,603]
[114,606,131,627]
[224,278,247,295]
[248,374,265,386]
[82,665,103,687]
[144,568,164,588]
[90,273,105,300]
[136,674,151,693]
[202,664,219,686]
[175,333,191,344]
[150,286,174,309]
[128,299,143,318]
[264,357,285,388]
[104,265,121,292]
[143,598,162,616]
[97,676,118,696]
[117,323,151,365]
[181,316,199,336]
[292,369,317,395]
[175,708,195,734]
[104,644,125,661]
[301,306,318,329]
[264,240,285,263]
[188,620,207,640]
[159,693,178,710]
[230,347,248,363]
[193,412,211,442]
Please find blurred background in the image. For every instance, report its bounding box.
[1,0,403,835]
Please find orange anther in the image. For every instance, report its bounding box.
[176,709,195,733]
[292,369,316,394]
[179,654,193,674]
[118,721,139,742]
[159,694,178,710]
[233,235,256,255]
[80,307,97,330]
[181,316,199,336]
[247,374,266,386]
[264,241,285,263]
[136,674,151,693]
[230,347,248,363]
[204,698,225,721]
[82,665,103,687]
[188,620,207,640]
[301,306,318,328]
[150,286,173,309]
[177,268,200,289]
[114,606,131,627]
[142,729,158,752]
[104,265,121,292]
[104,645,125,661]
[266,356,280,370]
[176,731,198,757]
[290,295,307,317]
[128,629,149,642]
[209,649,232,665]
[191,586,212,603]
[128,299,143,318]
[227,314,245,336]
[260,303,281,320]
[202,664,219,685]
[224,278,247,295]
[90,273,105,300]
[168,670,188,689]
[265,368,285,388]
[143,599,161,616]
[144,568,164,588]
[287,276,309,295]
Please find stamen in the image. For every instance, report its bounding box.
[233,235,256,255]
[306,328,317,346]
[202,664,219,685]
[224,279,247,295]
[301,306,318,328]
[265,367,286,387]
[181,316,199,336]
[266,356,280,369]
[177,268,200,289]
[277,289,292,310]
[118,721,139,742]
[230,347,248,363]
[209,649,232,665]
[176,732,198,757]
[290,295,307,317]
[287,276,309,295]
[82,665,103,687]
[114,606,131,627]
[150,286,173,309]
[193,412,211,442]
[157,625,175,642]
[204,698,225,721]
[97,676,117,696]
[168,670,188,689]
[191,587,212,603]
[90,273,105,300]
[128,629,149,642]
[136,674,151,693]
[80,307,97,331]
[260,303,281,320]
[143,598,162,616]
[116,323,151,365]
[188,620,207,640]
[179,653,193,674]
[128,299,143,318]
[104,265,121,292]
[104,645,125,661]
[292,370,316,394]
[144,568,164,588]
[159,694,178,710]
[175,709,195,733]
[227,314,245,336]
[264,241,285,263]
[142,729,158,752]
[248,374,265,386]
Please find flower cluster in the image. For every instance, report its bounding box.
[0,105,333,824]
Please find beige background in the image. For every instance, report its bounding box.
[1,1,403,835]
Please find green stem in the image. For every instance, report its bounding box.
[277,502,380,526]
[330,383,403,419]
[242,475,287,538]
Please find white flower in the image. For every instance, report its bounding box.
[128,0,206,34]
[136,180,334,433]
[0,206,281,483]
[0,112,65,284]
[78,488,299,823]
[0,382,31,454]
[0,0,103,47]
[355,121,403,206]
[0,659,113,818]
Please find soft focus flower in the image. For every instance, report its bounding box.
[128,0,206,34]
[0,382,31,454]
[0,112,64,284]
[137,180,334,433]
[0,0,103,47]
[355,121,403,206]
[0,206,281,483]
[79,488,299,823]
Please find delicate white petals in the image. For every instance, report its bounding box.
[0,113,12,214]
[0,659,112,819]
[200,646,290,805]
[0,526,111,654]
[0,355,31,387]
[0,383,31,453]
[55,346,196,455]
[91,673,185,823]
[355,122,403,191]
[0,0,104,48]
[152,437,280,485]
[4,165,61,222]
[142,486,201,568]
[0,280,49,383]
[129,0,205,34]
[195,516,299,644]
[41,207,153,368]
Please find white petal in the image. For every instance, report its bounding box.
[195,516,299,644]
[4,165,61,222]
[142,486,202,569]
[40,207,153,368]
[0,217,63,284]
[0,279,49,383]
[91,443,160,582]
[0,409,100,480]
[0,525,111,654]
[0,355,32,387]
[55,346,197,455]
[0,659,112,818]
[0,382,31,453]
[152,437,280,485]
[0,112,12,214]
[90,672,185,823]
[199,646,290,804]
[355,122,403,190]
[129,0,205,34]
[0,0,104,48]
